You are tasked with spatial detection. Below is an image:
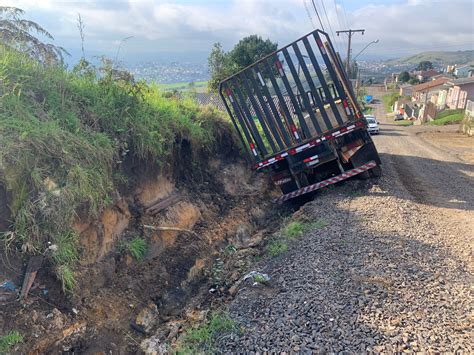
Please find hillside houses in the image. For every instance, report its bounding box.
[392,75,474,122]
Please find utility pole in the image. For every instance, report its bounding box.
[336,29,365,77]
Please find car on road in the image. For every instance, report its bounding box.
[365,115,380,134]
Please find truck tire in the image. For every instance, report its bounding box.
[369,165,382,178]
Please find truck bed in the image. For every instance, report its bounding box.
[219,29,364,166]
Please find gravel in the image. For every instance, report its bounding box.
[217,88,473,353]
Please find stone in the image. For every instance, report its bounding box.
[136,303,160,332]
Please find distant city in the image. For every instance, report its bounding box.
[127,60,209,84]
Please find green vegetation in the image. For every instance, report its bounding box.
[428,109,464,125]
[281,221,305,239]
[363,107,374,115]
[208,35,278,91]
[127,237,148,261]
[382,92,400,113]
[386,50,474,67]
[0,45,235,291]
[267,238,289,257]
[176,312,238,353]
[267,219,329,257]
[158,81,208,93]
[395,120,414,126]
[0,6,66,63]
[253,274,267,284]
[399,71,410,83]
[416,60,433,71]
[0,330,23,354]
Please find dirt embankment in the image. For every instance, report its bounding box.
[0,138,288,353]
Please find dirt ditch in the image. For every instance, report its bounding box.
[0,138,295,353]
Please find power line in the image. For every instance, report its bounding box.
[339,0,349,28]
[319,0,340,53]
[333,0,344,31]
[303,0,316,29]
[310,0,325,31]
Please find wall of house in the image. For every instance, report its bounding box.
[447,83,474,109]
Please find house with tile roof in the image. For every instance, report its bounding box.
[411,77,451,103]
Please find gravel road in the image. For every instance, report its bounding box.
[218,86,473,353]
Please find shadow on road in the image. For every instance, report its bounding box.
[220,184,472,352]
[377,153,474,211]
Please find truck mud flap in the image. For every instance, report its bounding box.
[273,161,377,204]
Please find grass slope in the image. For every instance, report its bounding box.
[428,109,465,126]
[387,50,474,66]
[0,47,234,291]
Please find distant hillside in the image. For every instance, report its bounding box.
[387,50,474,67]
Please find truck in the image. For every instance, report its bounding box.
[219,30,381,203]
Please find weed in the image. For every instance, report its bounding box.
[0,330,23,354]
[128,237,147,261]
[281,221,305,239]
[177,312,238,353]
[253,274,267,283]
[267,238,288,257]
[211,258,224,287]
[56,264,76,292]
[224,244,237,255]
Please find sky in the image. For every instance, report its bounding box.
[4,0,474,64]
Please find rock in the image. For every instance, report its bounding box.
[49,308,65,330]
[233,223,253,249]
[136,303,160,332]
[140,336,168,355]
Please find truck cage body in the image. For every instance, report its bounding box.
[219,29,367,170]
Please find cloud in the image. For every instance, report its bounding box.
[2,0,473,60]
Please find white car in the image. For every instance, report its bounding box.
[365,115,380,135]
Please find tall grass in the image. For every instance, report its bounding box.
[0,46,236,291]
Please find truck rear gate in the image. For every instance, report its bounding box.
[219,29,361,161]
[219,29,381,202]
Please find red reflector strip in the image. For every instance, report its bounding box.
[225,88,234,102]
[273,161,377,204]
[343,100,351,115]
[303,154,319,163]
[255,120,365,170]
[255,152,288,169]
[290,124,300,139]
[316,38,326,55]
[249,143,257,156]
[275,60,285,76]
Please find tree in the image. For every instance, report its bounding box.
[208,35,277,92]
[228,35,277,69]
[0,6,67,63]
[399,71,410,83]
[207,43,235,93]
[416,60,433,71]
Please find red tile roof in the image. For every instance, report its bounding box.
[420,69,438,78]
[411,77,450,92]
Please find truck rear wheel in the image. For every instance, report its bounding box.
[369,165,382,178]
